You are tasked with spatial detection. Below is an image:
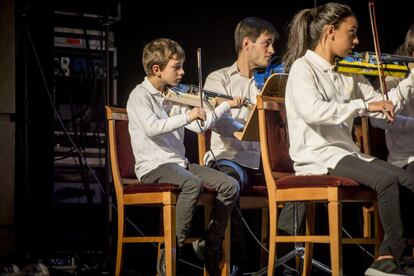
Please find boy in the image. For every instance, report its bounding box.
[127,37,242,275]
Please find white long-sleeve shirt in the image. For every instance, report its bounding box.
[286,50,414,175]
[370,77,414,168]
[127,77,231,180]
[203,62,261,169]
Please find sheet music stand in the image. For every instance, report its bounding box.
[234,73,288,142]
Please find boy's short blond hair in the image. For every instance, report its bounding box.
[142,38,185,76]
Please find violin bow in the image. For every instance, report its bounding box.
[197,48,205,126]
[368,1,389,100]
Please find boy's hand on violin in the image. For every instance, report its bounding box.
[188,107,206,122]
[367,100,394,122]
[226,96,245,108]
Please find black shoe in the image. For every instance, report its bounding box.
[192,239,221,276]
[192,239,206,261]
[157,247,166,276]
[178,243,203,275]
[157,245,183,276]
[231,264,245,276]
[365,258,407,276]
[204,249,221,276]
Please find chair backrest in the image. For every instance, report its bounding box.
[115,121,136,180]
[257,96,295,179]
[105,106,137,202]
[353,117,388,160]
[365,118,388,160]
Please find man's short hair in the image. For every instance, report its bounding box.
[234,17,278,55]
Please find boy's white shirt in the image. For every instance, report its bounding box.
[127,77,231,180]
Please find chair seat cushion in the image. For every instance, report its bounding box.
[202,183,268,197]
[202,183,217,193]
[276,175,359,189]
[241,185,268,196]
[123,182,181,194]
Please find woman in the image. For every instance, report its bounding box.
[283,3,414,275]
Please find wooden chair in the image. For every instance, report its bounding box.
[106,106,180,275]
[256,96,380,276]
[197,130,269,267]
[106,106,230,276]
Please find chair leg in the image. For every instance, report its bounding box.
[362,205,372,239]
[157,243,162,270]
[204,206,213,276]
[260,207,269,268]
[363,202,382,259]
[302,203,315,276]
[164,203,176,276]
[220,218,231,276]
[328,199,342,276]
[373,202,382,258]
[116,206,124,276]
[267,201,277,276]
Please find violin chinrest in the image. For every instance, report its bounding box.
[254,63,285,90]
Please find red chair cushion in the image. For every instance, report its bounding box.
[241,185,268,196]
[276,175,359,189]
[202,183,217,193]
[124,183,181,194]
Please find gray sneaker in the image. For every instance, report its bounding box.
[192,239,206,261]
[365,258,407,276]
[192,239,222,276]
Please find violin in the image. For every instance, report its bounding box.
[253,57,285,90]
[164,84,255,110]
[335,51,414,78]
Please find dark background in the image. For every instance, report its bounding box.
[116,0,412,106]
[2,0,412,275]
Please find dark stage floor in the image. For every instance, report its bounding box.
[5,202,413,276]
